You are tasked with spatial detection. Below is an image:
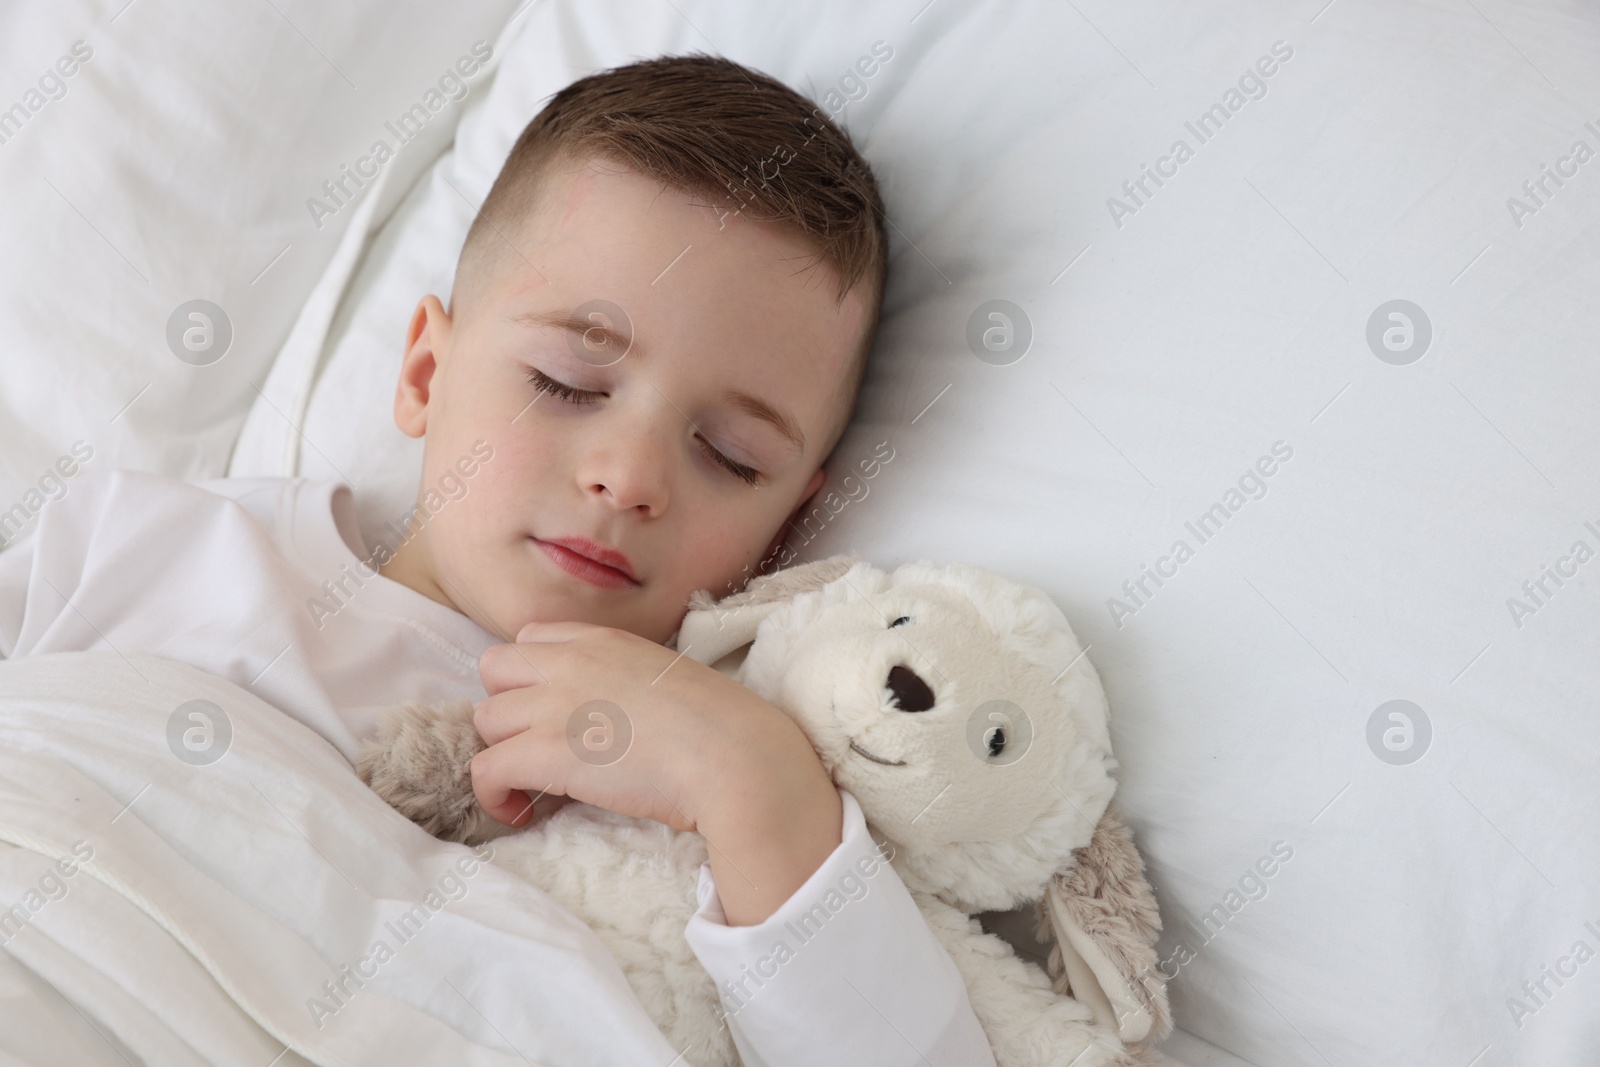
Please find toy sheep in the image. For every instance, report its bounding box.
[358,554,1172,1065]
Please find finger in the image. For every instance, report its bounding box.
[496,788,536,827]
[471,737,568,825]
[479,641,552,695]
[474,691,542,747]
[494,789,575,828]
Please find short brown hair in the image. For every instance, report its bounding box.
[453,52,889,461]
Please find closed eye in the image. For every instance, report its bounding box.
[699,439,762,486]
[526,366,601,405]
[523,367,763,487]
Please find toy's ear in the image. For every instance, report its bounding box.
[1037,803,1172,1046]
[672,554,862,664]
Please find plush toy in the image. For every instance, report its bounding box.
[358,554,1172,1065]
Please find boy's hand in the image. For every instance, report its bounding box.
[472,620,843,925]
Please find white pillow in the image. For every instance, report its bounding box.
[229,2,1600,1065]
[0,0,520,548]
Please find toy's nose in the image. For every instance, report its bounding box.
[886,664,935,712]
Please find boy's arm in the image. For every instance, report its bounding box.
[471,628,997,1063]
[683,790,999,1067]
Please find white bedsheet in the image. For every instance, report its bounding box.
[0,650,683,1066]
[8,0,1598,1061]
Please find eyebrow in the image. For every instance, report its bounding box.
[512,309,808,456]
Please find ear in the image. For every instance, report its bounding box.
[672,553,862,664]
[393,295,451,439]
[1036,802,1172,1045]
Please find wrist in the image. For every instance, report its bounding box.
[701,761,843,927]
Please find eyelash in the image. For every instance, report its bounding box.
[524,368,762,486]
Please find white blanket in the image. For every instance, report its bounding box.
[0,651,685,1066]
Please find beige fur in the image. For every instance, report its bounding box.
[1040,804,1172,1043]
[359,699,552,844]
[359,554,1171,1064]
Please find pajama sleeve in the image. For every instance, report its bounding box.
[683,789,998,1067]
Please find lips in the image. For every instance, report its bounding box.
[533,535,640,589]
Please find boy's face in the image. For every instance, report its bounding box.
[383,156,870,646]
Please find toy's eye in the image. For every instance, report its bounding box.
[886,664,935,712]
[888,615,910,628]
[986,726,1007,758]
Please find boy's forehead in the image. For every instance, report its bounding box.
[486,158,868,440]
[523,157,842,304]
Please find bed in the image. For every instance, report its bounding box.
[2,1,1597,1064]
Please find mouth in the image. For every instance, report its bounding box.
[847,738,907,767]
[828,696,908,767]
[532,535,640,589]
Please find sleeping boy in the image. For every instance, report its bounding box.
[0,54,997,1064]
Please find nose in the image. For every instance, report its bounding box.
[886,664,935,712]
[577,411,672,517]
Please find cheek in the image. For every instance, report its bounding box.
[421,441,528,559]
[454,448,537,536]
[673,499,780,586]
